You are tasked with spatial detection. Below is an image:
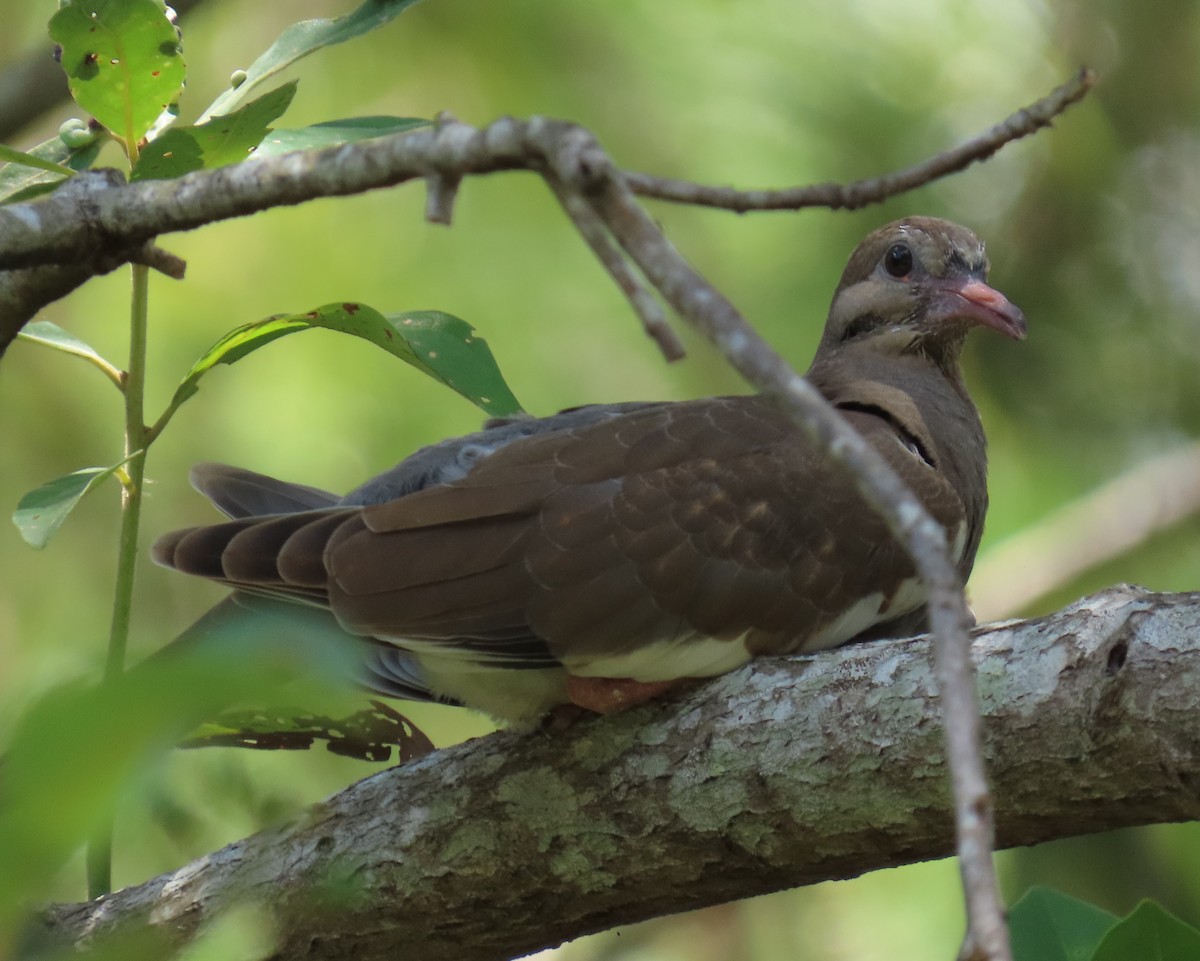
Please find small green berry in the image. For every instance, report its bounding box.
[58,118,96,149]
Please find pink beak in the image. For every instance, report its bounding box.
[930,277,1027,341]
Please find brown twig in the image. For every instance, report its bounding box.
[531,118,1012,960]
[546,174,685,361]
[625,68,1096,212]
[424,173,461,225]
[129,242,187,279]
[0,263,91,359]
[0,239,184,359]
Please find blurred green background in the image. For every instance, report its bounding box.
[3,0,1200,958]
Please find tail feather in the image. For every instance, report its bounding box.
[222,513,327,584]
[190,463,339,518]
[276,511,356,588]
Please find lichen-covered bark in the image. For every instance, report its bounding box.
[34,586,1200,961]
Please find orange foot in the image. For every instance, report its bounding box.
[565,675,696,715]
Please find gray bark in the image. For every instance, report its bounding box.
[30,585,1200,961]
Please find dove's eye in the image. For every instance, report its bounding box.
[884,243,913,278]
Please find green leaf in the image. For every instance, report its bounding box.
[49,0,186,146]
[0,143,74,176]
[17,320,123,385]
[164,303,522,424]
[392,309,523,416]
[253,115,430,157]
[131,82,298,181]
[0,135,101,205]
[13,465,123,549]
[1090,900,1200,961]
[1009,887,1118,961]
[199,0,425,123]
[0,604,359,934]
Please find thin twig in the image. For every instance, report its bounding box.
[424,173,461,225]
[423,111,465,225]
[530,117,1012,960]
[130,242,187,280]
[0,72,1093,275]
[546,174,685,361]
[625,68,1096,212]
[0,242,183,358]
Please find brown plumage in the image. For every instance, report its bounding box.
[153,217,1025,725]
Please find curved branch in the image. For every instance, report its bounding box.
[31,587,1200,961]
[0,74,1094,273]
[624,68,1096,211]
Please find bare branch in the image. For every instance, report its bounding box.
[521,118,1008,958]
[31,588,1200,961]
[0,125,528,272]
[130,242,186,280]
[546,174,685,361]
[0,74,1096,275]
[422,111,466,225]
[624,68,1097,213]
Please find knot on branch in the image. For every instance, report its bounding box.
[528,118,614,194]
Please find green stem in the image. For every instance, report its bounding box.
[85,262,151,899]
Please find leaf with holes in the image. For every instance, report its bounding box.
[49,0,185,146]
[163,303,521,430]
[132,82,298,181]
[391,310,523,417]
[183,700,434,764]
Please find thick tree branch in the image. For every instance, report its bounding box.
[30,586,1200,961]
[0,170,185,357]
